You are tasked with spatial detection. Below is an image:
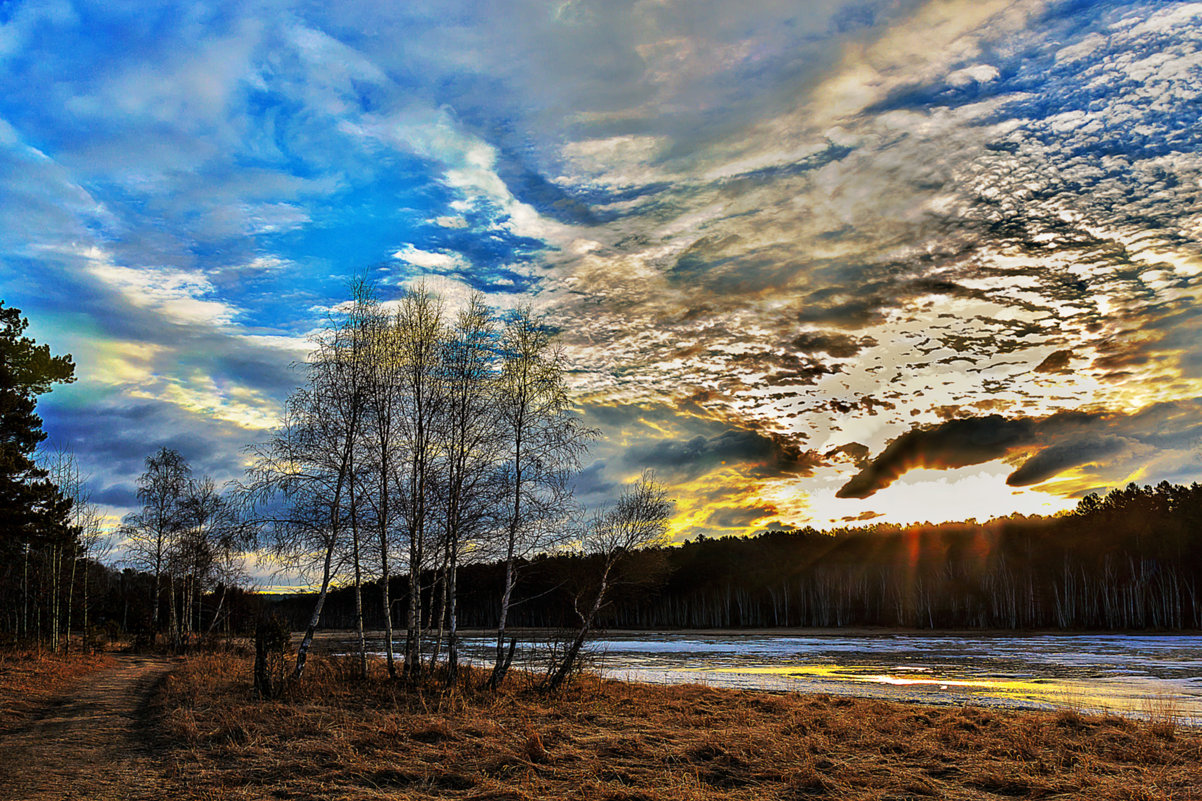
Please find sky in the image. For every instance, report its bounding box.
[4,0,1202,569]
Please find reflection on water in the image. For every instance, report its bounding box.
[350,632,1202,719]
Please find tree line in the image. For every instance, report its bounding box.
[282,480,1202,633]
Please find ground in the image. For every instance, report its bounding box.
[1,648,1200,800]
[0,653,173,801]
[160,651,1202,801]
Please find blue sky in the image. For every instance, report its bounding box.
[4,0,1202,567]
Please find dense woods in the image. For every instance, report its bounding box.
[280,481,1202,633]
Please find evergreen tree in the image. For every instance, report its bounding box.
[0,302,76,562]
[0,302,76,641]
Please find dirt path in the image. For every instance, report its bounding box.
[0,654,175,801]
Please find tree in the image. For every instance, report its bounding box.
[179,476,248,637]
[0,302,75,640]
[393,285,445,682]
[362,291,403,678]
[45,447,108,651]
[121,447,191,642]
[488,307,594,689]
[433,294,502,683]
[244,292,372,680]
[543,471,670,691]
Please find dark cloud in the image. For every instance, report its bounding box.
[570,460,619,507]
[706,504,778,530]
[837,414,1042,499]
[840,510,883,523]
[791,331,875,359]
[1006,436,1130,487]
[794,294,889,330]
[624,423,820,481]
[839,400,1202,499]
[41,398,254,511]
[824,442,870,468]
[1034,349,1072,373]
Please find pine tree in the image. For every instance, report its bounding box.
[0,302,76,638]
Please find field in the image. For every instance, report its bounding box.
[158,650,1202,800]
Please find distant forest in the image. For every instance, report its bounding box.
[10,480,1202,641]
[273,481,1202,632]
[7,290,1202,648]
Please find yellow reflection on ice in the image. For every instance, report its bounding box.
[680,663,1163,715]
[712,664,1047,691]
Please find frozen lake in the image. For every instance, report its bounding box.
[338,631,1202,720]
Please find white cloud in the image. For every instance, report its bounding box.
[391,244,470,272]
[84,249,239,328]
[947,64,1000,86]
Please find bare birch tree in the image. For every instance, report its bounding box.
[394,285,445,682]
[432,294,501,681]
[121,447,190,643]
[362,295,403,678]
[244,293,372,680]
[543,471,670,691]
[488,307,594,689]
[180,476,248,637]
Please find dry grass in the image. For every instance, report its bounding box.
[0,645,116,731]
[158,652,1202,801]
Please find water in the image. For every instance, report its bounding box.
[342,631,1202,720]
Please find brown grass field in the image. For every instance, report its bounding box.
[0,645,115,731]
[157,650,1202,801]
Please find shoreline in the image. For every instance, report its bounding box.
[307,627,1202,722]
[311,626,1202,639]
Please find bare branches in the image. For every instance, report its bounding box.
[243,284,608,688]
[242,286,375,678]
[488,306,597,688]
[543,472,671,691]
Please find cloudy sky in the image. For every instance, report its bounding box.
[4,0,1202,557]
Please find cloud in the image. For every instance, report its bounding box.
[577,400,826,537]
[1005,436,1131,487]
[40,395,256,515]
[837,414,1042,498]
[392,245,471,273]
[86,253,240,327]
[1034,349,1072,373]
[706,504,779,530]
[792,331,877,358]
[627,427,821,481]
[838,399,1202,498]
[4,0,1202,543]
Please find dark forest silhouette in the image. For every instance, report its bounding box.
[273,481,1202,632]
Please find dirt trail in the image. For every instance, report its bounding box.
[0,654,175,801]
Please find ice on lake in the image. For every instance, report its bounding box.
[350,631,1202,720]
